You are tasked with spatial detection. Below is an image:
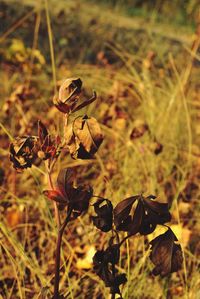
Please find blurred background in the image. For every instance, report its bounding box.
[0,0,200,298]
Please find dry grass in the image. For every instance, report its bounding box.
[0,0,200,298]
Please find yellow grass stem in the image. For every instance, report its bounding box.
[44,0,57,94]
[27,9,41,89]
[0,123,14,141]
[126,237,130,299]
[0,242,24,299]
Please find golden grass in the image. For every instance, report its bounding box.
[0,0,200,298]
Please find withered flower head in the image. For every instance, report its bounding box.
[114,195,171,235]
[65,115,104,159]
[10,136,37,171]
[37,121,61,160]
[44,168,93,216]
[53,77,97,114]
[92,198,113,232]
[149,228,183,276]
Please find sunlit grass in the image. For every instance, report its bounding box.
[0,0,199,298]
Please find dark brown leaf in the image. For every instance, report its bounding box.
[149,228,183,276]
[114,195,171,235]
[92,198,113,232]
[93,244,127,295]
[113,196,139,230]
[44,168,93,216]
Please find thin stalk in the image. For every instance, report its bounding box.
[45,0,57,94]
[45,160,61,228]
[53,208,72,299]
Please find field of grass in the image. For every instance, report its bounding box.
[0,0,200,298]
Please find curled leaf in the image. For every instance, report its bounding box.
[149,228,183,276]
[65,115,104,159]
[93,244,126,295]
[92,198,113,232]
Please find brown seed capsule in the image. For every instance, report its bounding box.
[10,136,37,171]
[54,78,97,114]
[65,115,104,159]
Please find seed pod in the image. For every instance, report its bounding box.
[65,115,104,159]
[54,78,97,114]
[10,136,37,171]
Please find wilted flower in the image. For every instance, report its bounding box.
[65,115,104,159]
[44,168,93,216]
[114,195,171,235]
[10,136,37,171]
[53,78,96,114]
[149,228,183,276]
[37,121,61,160]
[92,198,113,232]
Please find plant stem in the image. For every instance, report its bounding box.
[53,208,72,299]
[45,160,61,228]
[48,171,61,228]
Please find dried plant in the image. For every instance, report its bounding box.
[9,77,183,299]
